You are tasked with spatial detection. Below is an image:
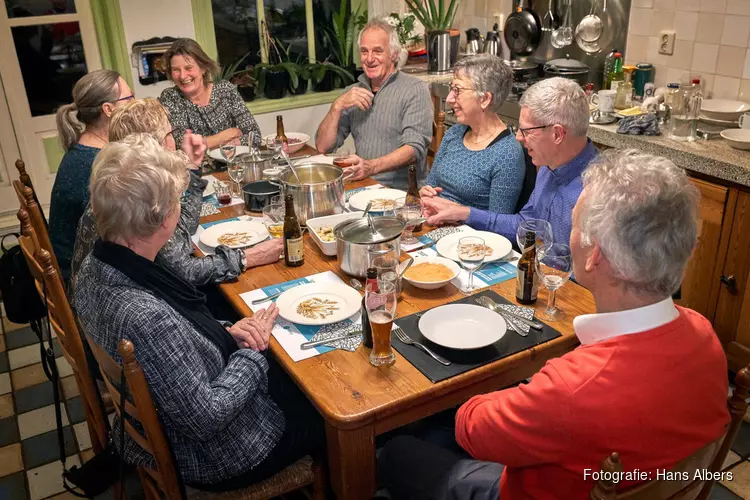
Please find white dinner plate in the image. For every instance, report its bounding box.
[348,188,407,212]
[436,231,512,263]
[699,114,739,127]
[203,182,215,198]
[418,304,506,349]
[199,220,269,249]
[208,145,251,163]
[275,283,362,326]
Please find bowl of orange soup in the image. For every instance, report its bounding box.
[402,256,461,290]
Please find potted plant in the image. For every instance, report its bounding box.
[386,13,422,68]
[220,52,257,102]
[289,55,310,96]
[306,60,355,92]
[254,26,300,100]
[323,0,367,86]
[404,0,460,69]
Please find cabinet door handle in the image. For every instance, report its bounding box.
[720,275,737,293]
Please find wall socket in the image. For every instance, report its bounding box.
[658,30,676,55]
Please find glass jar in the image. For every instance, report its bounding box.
[667,84,702,142]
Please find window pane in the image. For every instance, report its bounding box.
[264,0,308,64]
[312,0,340,64]
[6,0,77,18]
[212,0,261,69]
[12,22,88,117]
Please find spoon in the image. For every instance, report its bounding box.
[349,278,363,291]
[477,296,528,337]
[279,148,302,184]
[398,258,414,279]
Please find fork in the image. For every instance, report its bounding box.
[394,328,451,366]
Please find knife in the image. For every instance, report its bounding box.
[300,331,362,350]
[406,239,438,253]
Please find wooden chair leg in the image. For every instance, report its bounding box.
[312,457,326,500]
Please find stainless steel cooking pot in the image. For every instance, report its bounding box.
[238,150,276,184]
[543,55,591,87]
[270,163,345,225]
[334,216,405,278]
[242,180,280,212]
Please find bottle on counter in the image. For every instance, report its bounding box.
[615,66,635,110]
[515,231,539,305]
[283,194,304,267]
[602,48,617,89]
[361,268,378,348]
[275,115,289,153]
[406,165,422,233]
[609,53,624,93]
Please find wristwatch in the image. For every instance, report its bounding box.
[239,249,248,270]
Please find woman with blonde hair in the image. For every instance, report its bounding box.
[159,38,261,150]
[50,69,133,284]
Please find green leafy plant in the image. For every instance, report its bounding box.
[323,0,367,68]
[254,23,300,91]
[305,59,355,85]
[404,0,459,31]
[387,13,422,46]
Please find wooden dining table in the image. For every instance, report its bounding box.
[199,148,594,499]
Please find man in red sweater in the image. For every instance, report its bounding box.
[378,149,730,499]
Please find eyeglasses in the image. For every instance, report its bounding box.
[448,85,476,98]
[517,124,551,139]
[163,128,176,142]
[114,95,135,102]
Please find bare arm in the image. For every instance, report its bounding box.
[204,128,243,149]
[315,101,345,152]
[316,87,372,152]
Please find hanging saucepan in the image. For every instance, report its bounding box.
[504,0,542,56]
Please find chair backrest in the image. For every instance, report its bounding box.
[86,338,184,500]
[15,159,34,189]
[427,111,446,169]
[16,209,109,454]
[16,183,59,273]
[590,366,750,500]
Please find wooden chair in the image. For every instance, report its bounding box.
[14,182,60,274]
[590,366,750,500]
[16,209,110,455]
[427,94,446,170]
[15,158,34,189]
[87,337,327,500]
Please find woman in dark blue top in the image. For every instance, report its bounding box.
[49,69,133,284]
[421,55,525,214]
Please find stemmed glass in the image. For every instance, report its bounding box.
[393,197,424,245]
[366,281,397,367]
[516,219,553,258]
[535,243,572,321]
[247,131,259,158]
[219,139,237,165]
[457,236,487,295]
[227,158,246,198]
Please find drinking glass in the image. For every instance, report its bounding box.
[227,160,246,198]
[270,195,283,205]
[394,197,424,245]
[457,236,487,295]
[262,203,284,239]
[247,131,259,157]
[366,281,397,367]
[371,255,401,299]
[219,139,237,164]
[516,219,553,258]
[215,182,231,205]
[535,243,572,321]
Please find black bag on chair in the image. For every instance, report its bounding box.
[0,233,46,324]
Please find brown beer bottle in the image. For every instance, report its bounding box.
[406,165,422,232]
[361,268,378,348]
[515,231,538,304]
[275,115,289,153]
[283,194,304,267]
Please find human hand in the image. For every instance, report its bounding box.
[335,86,374,112]
[420,185,443,198]
[244,239,284,268]
[182,129,207,167]
[227,303,279,350]
[340,154,375,182]
[423,196,471,226]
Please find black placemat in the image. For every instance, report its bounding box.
[392,290,563,383]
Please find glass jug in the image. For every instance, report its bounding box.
[667,84,702,142]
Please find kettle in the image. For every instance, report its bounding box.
[466,28,482,55]
[482,24,501,56]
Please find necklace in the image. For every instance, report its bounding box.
[84,130,108,146]
[467,121,506,144]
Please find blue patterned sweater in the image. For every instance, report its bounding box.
[426,124,526,214]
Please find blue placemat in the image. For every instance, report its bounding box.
[201,217,240,229]
[474,262,517,285]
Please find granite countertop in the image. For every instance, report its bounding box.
[402,64,453,85]
[588,124,750,189]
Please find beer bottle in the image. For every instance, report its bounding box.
[406,165,422,232]
[275,115,289,153]
[361,268,378,348]
[283,194,304,267]
[515,231,538,304]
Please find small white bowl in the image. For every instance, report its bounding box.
[263,132,310,154]
[306,212,363,256]
[720,129,750,151]
[402,256,461,290]
[701,100,750,122]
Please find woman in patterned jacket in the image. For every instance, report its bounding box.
[75,135,323,490]
[159,38,262,150]
[420,55,526,214]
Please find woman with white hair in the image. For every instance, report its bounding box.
[421,55,526,213]
[75,134,323,491]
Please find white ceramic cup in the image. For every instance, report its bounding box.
[739,113,750,129]
[591,90,617,114]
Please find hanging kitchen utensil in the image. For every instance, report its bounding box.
[503,0,542,56]
[551,0,573,48]
[575,0,605,53]
[542,0,558,32]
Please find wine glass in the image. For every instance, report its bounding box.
[535,243,572,321]
[516,219,553,258]
[219,139,237,165]
[394,197,424,245]
[262,203,284,239]
[247,131,259,158]
[457,236,487,295]
[366,281,397,367]
[227,159,246,198]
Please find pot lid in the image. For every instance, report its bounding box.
[507,60,539,71]
[237,150,275,163]
[545,55,589,71]
[334,216,405,245]
[242,180,280,195]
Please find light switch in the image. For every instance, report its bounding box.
[658,30,675,55]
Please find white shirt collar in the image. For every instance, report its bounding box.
[573,297,679,346]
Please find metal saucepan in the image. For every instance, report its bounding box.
[242,180,280,212]
[543,55,590,87]
[238,150,276,184]
[506,59,541,78]
[334,217,405,278]
[269,163,345,225]
[503,0,542,56]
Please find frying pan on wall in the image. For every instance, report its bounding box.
[504,0,543,56]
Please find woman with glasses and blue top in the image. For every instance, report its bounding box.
[420,55,526,215]
[50,69,134,285]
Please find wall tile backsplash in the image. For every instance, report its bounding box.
[626,1,750,101]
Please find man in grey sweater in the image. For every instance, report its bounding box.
[315,18,433,190]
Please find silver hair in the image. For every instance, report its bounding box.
[358,18,402,63]
[578,149,699,297]
[519,77,589,136]
[453,54,513,112]
[90,134,189,243]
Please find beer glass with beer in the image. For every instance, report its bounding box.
[366,281,397,366]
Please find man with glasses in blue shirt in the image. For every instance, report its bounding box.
[422,77,598,247]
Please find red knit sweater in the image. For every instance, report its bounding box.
[455,307,729,499]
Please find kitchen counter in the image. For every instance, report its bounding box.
[402,64,453,85]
